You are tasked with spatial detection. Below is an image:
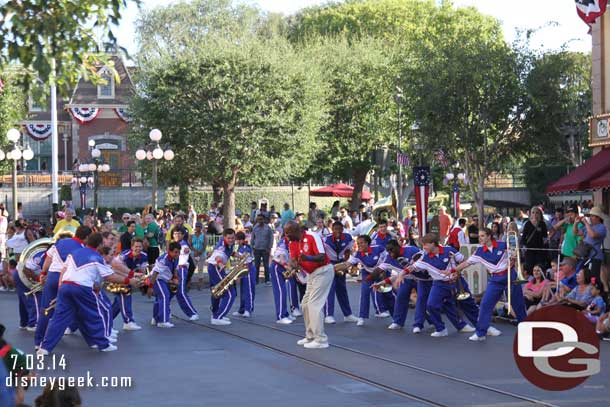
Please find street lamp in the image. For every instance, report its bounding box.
[135,129,174,210]
[1,129,34,220]
[445,168,467,219]
[71,140,110,214]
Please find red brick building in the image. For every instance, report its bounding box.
[20,55,134,186]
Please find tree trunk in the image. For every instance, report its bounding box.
[350,167,368,210]
[178,182,190,210]
[212,180,223,203]
[222,169,239,230]
[476,175,485,228]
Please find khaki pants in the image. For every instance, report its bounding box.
[301,264,334,343]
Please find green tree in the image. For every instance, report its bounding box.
[0,68,27,160]
[402,5,528,223]
[130,35,328,228]
[524,51,591,167]
[302,38,399,209]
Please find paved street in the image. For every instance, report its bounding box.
[2,282,609,407]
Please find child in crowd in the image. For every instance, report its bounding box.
[584,278,606,324]
[546,259,558,282]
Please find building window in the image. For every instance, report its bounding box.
[97,68,115,99]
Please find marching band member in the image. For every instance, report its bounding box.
[18,251,46,331]
[381,240,421,330]
[110,238,148,330]
[34,226,91,349]
[343,235,395,326]
[149,242,181,328]
[370,219,393,248]
[232,232,256,318]
[399,233,476,337]
[323,221,358,324]
[171,229,199,320]
[207,229,238,325]
[37,233,142,355]
[447,218,468,250]
[455,228,525,341]
[284,221,334,349]
[269,235,294,324]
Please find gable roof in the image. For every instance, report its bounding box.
[68,55,134,107]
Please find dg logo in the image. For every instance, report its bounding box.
[513,305,600,390]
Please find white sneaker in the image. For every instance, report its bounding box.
[388,323,402,330]
[157,322,175,328]
[242,310,251,318]
[469,333,486,341]
[303,340,329,349]
[211,318,231,326]
[19,326,26,330]
[36,348,49,356]
[431,328,448,337]
[222,317,230,322]
[459,324,476,333]
[356,318,365,326]
[232,311,244,317]
[101,344,118,352]
[111,329,119,336]
[344,314,359,322]
[25,326,37,332]
[288,315,296,321]
[375,311,391,318]
[292,309,303,317]
[412,327,422,334]
[150,317,157,326]
[0,286,6,291]
[189,314,200,321]
[123,322,142,331]
[324,316,336,324]
[63,327,74,335]
[297,337,314,345]
[487,326,502,336]
[90,345,98,349]
[106,336,117,344]
[276,317,293,325]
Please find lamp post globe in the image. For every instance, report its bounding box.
[6,128,20,143]
[152,147,164,160]
[163,149,175,161]
[135,149,146,161]
[11,148,21,161]
[149,129,162,142]
[22,147,34,161]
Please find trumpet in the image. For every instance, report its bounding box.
[335,264,359,278]
[43,299,57,316]
[25,282,44,296]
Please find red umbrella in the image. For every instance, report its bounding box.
[310,183,372,200]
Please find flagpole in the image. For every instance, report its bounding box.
[51,58,59,219]
[396,89,403,219]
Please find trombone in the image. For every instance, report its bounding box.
[506,222,528,315]
[43,298,57,316]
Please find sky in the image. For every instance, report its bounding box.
[113,0,592,55]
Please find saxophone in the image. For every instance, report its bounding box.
[211,253,250,299]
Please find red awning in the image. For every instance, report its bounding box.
[310,183,372,200]
[589,167,610,190]
[546,148,610,194]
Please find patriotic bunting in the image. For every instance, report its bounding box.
[114,108,133,123]
[25,124,53,141]
[413,166,431,237]
[68,107,100,124]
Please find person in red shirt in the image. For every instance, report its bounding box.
[284,221,334,349]
[438,206,453,244]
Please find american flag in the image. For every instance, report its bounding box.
[434,149,448,167]
[396,151,410,167]
[413,166,430,236]
[452,182,460,219]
